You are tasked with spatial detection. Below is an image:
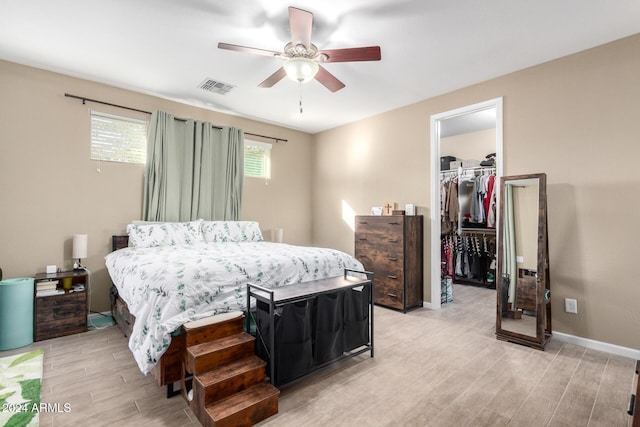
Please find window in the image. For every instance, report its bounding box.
[90,110,147,164]
[244,140,272,179]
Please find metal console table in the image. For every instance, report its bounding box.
[247,269,374,387]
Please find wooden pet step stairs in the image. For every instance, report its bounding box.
[181,312,279,427]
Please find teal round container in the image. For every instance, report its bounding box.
[0,277,34,350]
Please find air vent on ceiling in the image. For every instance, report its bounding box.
[198,78,235,95]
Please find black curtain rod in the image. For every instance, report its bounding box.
[64,93,287,143]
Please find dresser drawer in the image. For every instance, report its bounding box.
[374,277,404,310]
[113,294,135,338]
[356,250,403,275]
[36,315,85,337]
[355,233,404,251]
[355,217,404,244]
[36,291,85,315]
[355,215,405,229]
[356,257,404,283]
[35,291,87,341]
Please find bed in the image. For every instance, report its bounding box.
[105,220,364,383]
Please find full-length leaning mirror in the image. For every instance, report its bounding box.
[496,173,551,349]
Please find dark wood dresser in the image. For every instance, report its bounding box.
[354,215,423,311]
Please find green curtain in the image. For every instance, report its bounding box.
[142,111,244,221]
[503,183,517,305]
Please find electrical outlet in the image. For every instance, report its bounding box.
[565,298,578,314]
[516,256,524,263]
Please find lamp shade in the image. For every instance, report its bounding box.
[283,57,319,83]
[272,228,284,243]
[72,234,88,259]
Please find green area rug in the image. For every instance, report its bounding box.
[0,349,43,427]
[88,314,115,331]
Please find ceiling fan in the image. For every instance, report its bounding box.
[218,6,381,92]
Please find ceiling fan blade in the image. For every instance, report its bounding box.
[218,42,281,58]
[289,6,313,49]
[258,67,287,88]
[315,66,345,92]
[319,46,381,63]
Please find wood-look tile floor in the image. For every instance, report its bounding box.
[1,284,634,426]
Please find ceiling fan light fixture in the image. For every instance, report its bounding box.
[218,7,380,92]
[283,57,319,83]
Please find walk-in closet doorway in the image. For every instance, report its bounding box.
[429,97,503,310]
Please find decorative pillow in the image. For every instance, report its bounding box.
[127,220,203,248]
[202,221,263,243]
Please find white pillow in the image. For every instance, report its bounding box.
[202,221,263,243]
[127,220,203,248]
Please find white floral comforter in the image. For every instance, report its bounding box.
[105,241,363,374]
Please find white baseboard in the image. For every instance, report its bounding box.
[421,302,639,360]
[552,331,640,360]
[423,301,437,310]
[88,311,113,321]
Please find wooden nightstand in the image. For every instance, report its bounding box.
[34,270,88,341]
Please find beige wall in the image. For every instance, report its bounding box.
[313,34,640,350]
[0,60,313,312]
[441,128,496,164]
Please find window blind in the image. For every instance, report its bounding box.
[244,140,272,178]
[90,110,147,164]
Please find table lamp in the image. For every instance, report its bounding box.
[72,234,88,270]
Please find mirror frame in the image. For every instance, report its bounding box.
[496,172,551,349]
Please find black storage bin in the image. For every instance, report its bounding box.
[440,155,456,171]
[343,285,370,352]
[312,291,345,364]
[255,301,272,367]
[255,299,313,385]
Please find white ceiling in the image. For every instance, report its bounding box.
[440,108,496,139]
[1,1,639,134]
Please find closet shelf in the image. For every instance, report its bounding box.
[460,228,496,234]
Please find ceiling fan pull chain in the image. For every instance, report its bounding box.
[299,82,303,114]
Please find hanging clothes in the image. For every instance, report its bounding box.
[447,177,459,226]
[440,235,456,278]
[440,167,497,287]
[458,175,475,226]
[470,174,487,224]
[487,177,497,229]
[484,174,495,219]
[503,183,518,304]
[440,175,459,235]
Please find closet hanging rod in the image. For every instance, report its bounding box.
[439,165,496,175]
[440,169,460,175]
[64,93,288,143]
[461,166,496,175]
